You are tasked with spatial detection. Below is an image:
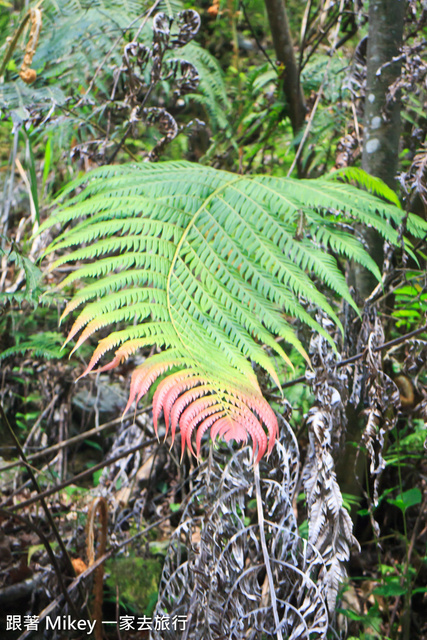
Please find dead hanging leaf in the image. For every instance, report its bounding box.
[136,454,156,483]
[71,558,88,576]
[357,313,400,505]
[207,0,220,17]
[116,486,131,507]
[303,314,359,613]
[19,8,42,85]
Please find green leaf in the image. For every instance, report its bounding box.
[387,488,422,513]
[93,469,103,486]
[327,166,401,208]
[373,580,407,597]
[42,134,53,192]
[84,439,104,452]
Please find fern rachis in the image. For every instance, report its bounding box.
[41,162,427,460]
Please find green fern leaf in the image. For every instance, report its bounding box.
[327,166,401,208]
[41,162,427,459]
[0,332,65,362]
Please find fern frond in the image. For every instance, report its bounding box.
[43,162,423,459]
[327,166,401,208]
[0,332,65,361]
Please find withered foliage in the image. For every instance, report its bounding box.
[72,9,205,165]
[116,10,203,161]
[153,417,330,640]
[150,297,427,638]
[352,312,400,505]
[304,316,360,613]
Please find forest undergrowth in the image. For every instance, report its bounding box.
[1,1,427,640]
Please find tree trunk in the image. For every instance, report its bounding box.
[338,0,405,517]
[353,0,405,298]
[264,0,306,136]
[362,0,404,188]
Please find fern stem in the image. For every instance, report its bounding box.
[166,174,243,358]
[254,464,283,640]
[0,11,30,79]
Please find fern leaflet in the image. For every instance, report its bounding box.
[41,162,427,460]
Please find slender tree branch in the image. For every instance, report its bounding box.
[15,512,174,640]
[287,0,345,177]
[0,402,77,585]
[0,406,152,473]
[3,437,159,512]
[239,0,276,70]
[0,508,79,615]
[278,322,427,391]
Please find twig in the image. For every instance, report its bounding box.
[299,5,345,73]
[3,437,159,512]
[239,0,276,70]
[15,512,177,640]
[86,497,108,640]
[279,322,427,390]
[134,0,161,42]
[75,1,161,108]
[23,392,59,453]
[0,406,152,473]
[288,0,345,177]
[0,402,77,587]
[56,104,139,162]
[298,0,314,75]
[0,508,79,615]
[286,78,324,177]
[386,493,427,637]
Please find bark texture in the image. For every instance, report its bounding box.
[362,0,404,188]
[354,0,405,299]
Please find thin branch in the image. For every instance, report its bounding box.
[279,322,427,391]
[56,104,139,162]
[23,392,59,453]
[298,0,314,75]
[239,0,276,70]
[75,0,161,108]
[0,405,152,473]
[386,494,427,637]
[0,402,77,586]
[15,512,174,640]
[3,437,159,512]
[0,508,79,615]
[287,0,345,177]
[134,0,162,42]
[287,78,324,177]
